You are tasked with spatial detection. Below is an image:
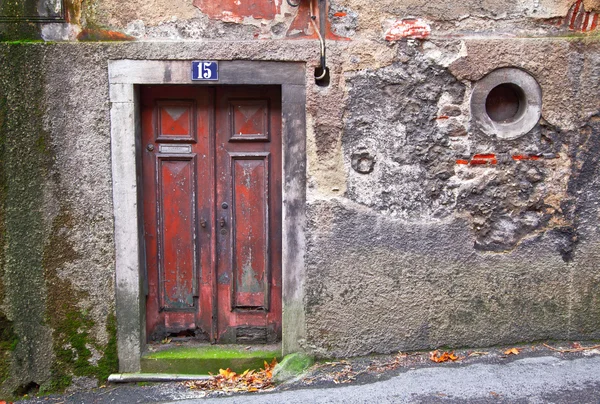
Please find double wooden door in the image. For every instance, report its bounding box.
[141,85,282,344]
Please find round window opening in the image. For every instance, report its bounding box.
[485,83,526,123]
[470,67,542,140]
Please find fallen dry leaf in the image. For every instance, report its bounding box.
[504,348,522,355]
[430,350,460,363]
[543,343,600,353]
[184,358,278,393]
[468,351,489,357]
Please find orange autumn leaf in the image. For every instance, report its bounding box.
[185,358,278,393]
[219,368,237,380]
[504,348,522,355]
[430,350,460,363]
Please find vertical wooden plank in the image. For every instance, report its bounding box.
[230,154,270,310]
[141,85,214,340]
[157,156,197,310]
[215,85,282,343]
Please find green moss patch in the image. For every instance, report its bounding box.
[0,43,50,396]
[142,345,281,375]
[0,314,17,385]
[40,208,118,393]
[145,346,280,360]
[272,352,314,383]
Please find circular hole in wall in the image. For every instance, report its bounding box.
[485,83,526,123]
[351,152,375,174]
[314,66,331,87]
[470,67,542,140]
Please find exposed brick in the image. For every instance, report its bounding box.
[472,153,496,160]
[385,18,431,41]
[77,29,135,41]
[545,0,598,32]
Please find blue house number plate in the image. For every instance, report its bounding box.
[191,61,219,81]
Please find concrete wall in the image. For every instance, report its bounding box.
[1,0,599,397]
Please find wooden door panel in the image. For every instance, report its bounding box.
[216,86,282,343]
[157,155,197,311]
[157,101,196,142]
[143,85,281,344]
[230,153,270,310]
[142,86,215,341]
[230,99,270,141]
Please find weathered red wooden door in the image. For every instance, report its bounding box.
[141,85,282,344]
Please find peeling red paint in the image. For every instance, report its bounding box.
[193,0,280,22]
[436,115,450,120]
[385,18,431,41]
[457,153,497,166]
[461,152,556,166]
[470,159,497,165]
[513,154,540,161]
[333,12,347,17]
[591,13,599,31]
[472,154,496,160]
[286,0,348,40]
[192,0,347,39]
[544,0,598,32]
[77,29,135,41]
[570,0,583,29]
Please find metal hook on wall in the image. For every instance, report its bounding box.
[309,0,328,83]
[289,0,329,85]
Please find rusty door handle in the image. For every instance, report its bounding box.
[220,217,226,227]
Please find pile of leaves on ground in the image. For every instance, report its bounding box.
[184,359,277,393]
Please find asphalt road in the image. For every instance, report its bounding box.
[170,355,600,404]
[20,352,600,403]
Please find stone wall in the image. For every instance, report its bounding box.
[1,0,599,397]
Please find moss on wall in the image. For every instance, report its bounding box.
[41,207,118,393]
[0,42,117,397]
[0,42,50,397]
[0,0,42,41]
[0,42,9,386]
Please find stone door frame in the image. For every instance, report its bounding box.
[108,60,306,372]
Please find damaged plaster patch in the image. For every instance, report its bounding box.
[329,2,359,38]
[343,42,584,253]
[543,0,599,32]
[41,23,81,41]
[343,42,465,219]
[384,18,431,40]
[91,0,197,29]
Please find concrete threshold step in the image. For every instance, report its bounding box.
[108,373,211,383]
[141,343,282,375]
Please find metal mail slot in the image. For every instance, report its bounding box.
[159,145,192,154]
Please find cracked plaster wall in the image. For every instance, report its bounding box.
[305,38,600,357]
[0,0,600,394]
